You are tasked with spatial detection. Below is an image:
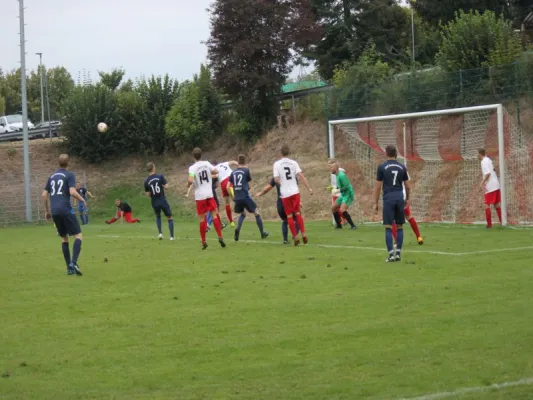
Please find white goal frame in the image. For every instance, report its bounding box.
[328,104,508,226]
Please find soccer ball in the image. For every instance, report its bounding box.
[97,122,108,133]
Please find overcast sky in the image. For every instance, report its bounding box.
[1,0,309,83]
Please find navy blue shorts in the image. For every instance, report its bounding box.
[53,213,81,237]
[153,200,172,218]
[382,197,406,225]
[277,200,287,221]
[234,198,257,214]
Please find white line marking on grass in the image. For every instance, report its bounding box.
[401,376,533,400]
[94,234,533,256]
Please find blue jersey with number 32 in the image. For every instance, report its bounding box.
[377,160,408,200]
[45,168,76,215]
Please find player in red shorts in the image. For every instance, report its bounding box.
[187,147,226,250]
[392,177,423,245]
[478,148,502,228]
[105,199,140,224]
[273,144,313,246]
[214,160,238,227]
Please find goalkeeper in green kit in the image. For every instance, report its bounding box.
[328,159,357,229]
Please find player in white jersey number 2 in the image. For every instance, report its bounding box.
[215,160,238,227]
[273,144,313,246]
[187,147,226,250]
[478,148,502,228]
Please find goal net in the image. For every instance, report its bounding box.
[329,104,533,225]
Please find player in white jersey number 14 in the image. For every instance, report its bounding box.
[273,144,313,246]
[187,147,226,250]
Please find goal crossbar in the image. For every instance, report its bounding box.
[328,104,508,226]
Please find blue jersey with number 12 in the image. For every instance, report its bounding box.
[377,160,408,200]
[230,167,252,201]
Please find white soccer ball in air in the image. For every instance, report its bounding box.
[97,122,108,133]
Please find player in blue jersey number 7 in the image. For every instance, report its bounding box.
[375,145,411,263]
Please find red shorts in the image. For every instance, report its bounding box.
[282,193,301,215]
[196,198,218,215]
[332,195,339,205]
[221,177,230,197]
[485,189,501,205]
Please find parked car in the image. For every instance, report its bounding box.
[34,121,62,138]
[0,115,35,133]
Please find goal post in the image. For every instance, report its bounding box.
[328,104,533,226]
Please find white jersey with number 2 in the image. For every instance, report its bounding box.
[273,157,302,198]
[481,156,500,193]
[189,161,215,200]
[216,162,232,182]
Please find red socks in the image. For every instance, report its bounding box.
[213,216,223,237]
[295,213,306,236]
[287,216,298,238]
[485,208,492,228]
[225,205,233,223]
[200,220,207,243]
[408,217,421,238]
[496,207,502,223]
[391,223,397,241]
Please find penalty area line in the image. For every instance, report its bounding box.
[93,234,533,256]
[400,376,533,400]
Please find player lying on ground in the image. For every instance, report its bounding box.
[328,165,347,226]
[327,159,357,230]
[42,154,85,276]
[187,147,226,250]
[273,144,313,246]
[478,148,502,228]
[392,172,423,245]
[215,159,239,227]
[105,199,140,224]
[256,177,300,244]
[144,162,175,240]
[375,145,411,263]
[75,181,94,225]
[228,154,269,242]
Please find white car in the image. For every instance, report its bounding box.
[0,115,35,133]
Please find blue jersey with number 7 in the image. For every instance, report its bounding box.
[377,160,408,200]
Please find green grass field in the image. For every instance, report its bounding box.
[1,220,533,400]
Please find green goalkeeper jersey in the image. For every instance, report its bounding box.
[337,170,354,197]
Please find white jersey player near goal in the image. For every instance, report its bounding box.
[273,144,313,245]
[187,147,226,250]
[215,160,238,227]
[478,148,502,228]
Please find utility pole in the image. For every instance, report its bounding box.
[19,0,32,222]
[36,52,44,123]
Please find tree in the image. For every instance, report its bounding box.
[98,68,126,91]
[166,65,222,152]
[46,67,75,119]
[307,0,411,80]
[436,10,523,71]
[207,0,321,137]
[411,0,511,26]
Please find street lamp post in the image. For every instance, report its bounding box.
[36,52,44,123]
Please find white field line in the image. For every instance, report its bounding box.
[401,376,533,400]
[94,234,533,256]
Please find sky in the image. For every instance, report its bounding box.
[1,0,309,83]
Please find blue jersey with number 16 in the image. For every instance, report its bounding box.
[144,174,167,205]
[45,168,76,215]
[377,160,408,200]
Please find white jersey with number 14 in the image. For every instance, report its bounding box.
[189,161,215,200]
[273,158,302,198]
